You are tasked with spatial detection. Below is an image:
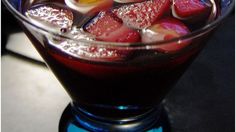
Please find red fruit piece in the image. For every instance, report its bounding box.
[113,0,170,29]
[85,11,141,42]
[172,0,212,19]
[25,5,73,32]
[142,18,190,52]
[65,0,113,15]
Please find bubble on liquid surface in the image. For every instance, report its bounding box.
[25,5,73,32]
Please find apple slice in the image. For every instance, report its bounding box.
[65,0,113,15]
[142,18,190,53]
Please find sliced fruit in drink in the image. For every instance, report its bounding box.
[172,0,212,22]
[142,18,190,53]
[65,0,113,15]
[113,0,170,29]
[84,11,141,42]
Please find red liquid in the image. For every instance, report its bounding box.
[20,0,219,117]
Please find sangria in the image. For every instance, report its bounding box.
[3,0,234,131]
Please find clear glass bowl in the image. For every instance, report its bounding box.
[2,0,234,131]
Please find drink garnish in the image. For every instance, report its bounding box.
[85,11,141,42]
[142,18,190,52]
[172,0,212,22]
[65,0,113,14]
[113,0,170,29]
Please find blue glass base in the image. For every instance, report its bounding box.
[59,104,171,132]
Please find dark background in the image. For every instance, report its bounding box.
[1,4,235,132]
[165,14,235,132]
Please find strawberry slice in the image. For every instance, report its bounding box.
[65,0,113,15]
[142,18,190,52]
[25,5,73,32]
[113,0,170,29]
[84,11,141,42]
[172,0,212,20]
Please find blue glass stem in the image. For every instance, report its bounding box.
[70,103,163,132]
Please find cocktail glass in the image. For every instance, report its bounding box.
[2,0,234,131]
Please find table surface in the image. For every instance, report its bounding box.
[2,15,235,132]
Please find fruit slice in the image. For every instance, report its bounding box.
[65,0,113,15]
[84,11,141,42]
[142,18,190,52]
[113,0,170,29]
[172,0,212,21]
[25,5,73,33]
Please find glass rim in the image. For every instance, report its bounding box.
[3,0,235,47]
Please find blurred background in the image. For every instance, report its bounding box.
[1,3,235,132]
